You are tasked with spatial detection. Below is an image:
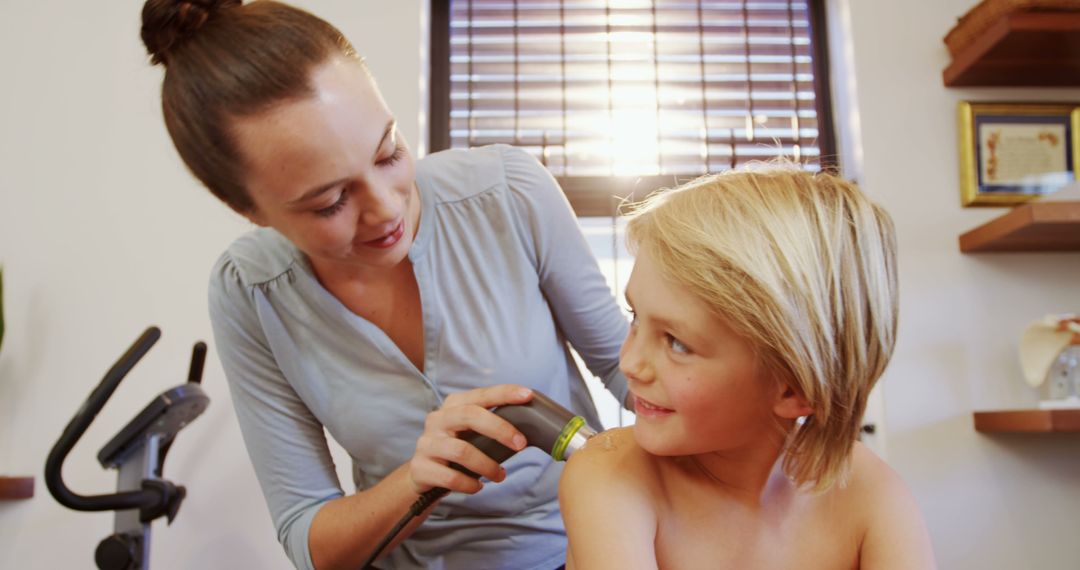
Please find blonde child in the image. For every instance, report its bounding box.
[559,166,935,569]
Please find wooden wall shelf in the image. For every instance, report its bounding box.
[943,11,1080,86]
[959,201,1080,252]
[0,476,34,500]
[974,409,1080,433]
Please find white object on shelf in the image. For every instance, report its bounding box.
[1038,396,1080,410]
[1039,179,1080,202]
[1019,314,1078,387]
[1020,314,1080,406]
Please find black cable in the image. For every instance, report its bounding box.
[359,487,449,570]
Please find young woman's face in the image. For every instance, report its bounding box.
[230,57,419,276]
[620,249,779,457]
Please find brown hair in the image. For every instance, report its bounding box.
[140,0,359,212]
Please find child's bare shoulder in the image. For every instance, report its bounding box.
[568,426,655,471]
[560,429,666,567]
[846,442,911,497]
[842,445,937,566]
[836,442,923,526]
[561,426,660,495]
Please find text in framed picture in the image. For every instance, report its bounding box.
[958,102,1079,207]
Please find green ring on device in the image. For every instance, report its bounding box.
[551,415,586,462]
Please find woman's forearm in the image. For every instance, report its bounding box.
[309,385,535,569]
[308,463,436,570]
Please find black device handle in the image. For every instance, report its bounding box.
[449,392,578,477]
[44,327,166,512]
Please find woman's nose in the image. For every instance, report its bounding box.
[359,183,399,226]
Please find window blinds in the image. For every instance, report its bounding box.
[435,0,834,214]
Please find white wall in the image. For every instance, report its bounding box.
[4,1,1080,569]
[0,1,419,568]
[833,1,1080,568]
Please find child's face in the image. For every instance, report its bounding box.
[620,249,779,458]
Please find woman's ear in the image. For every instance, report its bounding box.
[773,384,813,419]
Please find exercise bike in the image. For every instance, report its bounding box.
[45,327,210,570]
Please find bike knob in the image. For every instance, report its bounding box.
[95,533,137,570]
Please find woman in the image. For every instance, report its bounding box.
[139,1,629,569]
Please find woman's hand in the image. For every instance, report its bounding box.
[408,384,534,494]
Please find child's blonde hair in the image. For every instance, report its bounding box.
[623,165,898,491]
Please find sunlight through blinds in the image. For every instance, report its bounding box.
[444,0,831,193]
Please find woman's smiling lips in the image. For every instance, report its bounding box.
[362,219,404,249]
[634,395,675,418]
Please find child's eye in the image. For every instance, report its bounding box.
[625,307,637,326]
[666,334,690,355]
[314,190,349,217]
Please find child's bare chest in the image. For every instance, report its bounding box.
[653,487,862,569]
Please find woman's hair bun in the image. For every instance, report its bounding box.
[140,0,242,66]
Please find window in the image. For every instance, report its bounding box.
[430,0,836,216]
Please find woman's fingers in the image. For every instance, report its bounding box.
[425,403,528,454]
[409,431,510,494]
[409,385,535,494]
[443,384,533,409]
[409,455,484,494]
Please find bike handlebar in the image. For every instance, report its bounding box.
[44,327,165,512]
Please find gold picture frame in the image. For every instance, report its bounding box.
[958,102,1080,207]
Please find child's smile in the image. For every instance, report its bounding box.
[632,394,675,418]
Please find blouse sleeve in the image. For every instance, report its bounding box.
[208,254,343,570]
[500,145,631,408]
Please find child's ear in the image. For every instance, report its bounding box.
[773,384,813,419]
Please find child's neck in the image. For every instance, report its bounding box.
[685,436,791,508]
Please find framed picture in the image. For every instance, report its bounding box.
[957,102,1080,207]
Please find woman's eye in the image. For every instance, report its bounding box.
[378,145,405,167]
[314,191,349,217]
[666,334,690,355]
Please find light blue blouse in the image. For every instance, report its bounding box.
[208,145,629,570]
